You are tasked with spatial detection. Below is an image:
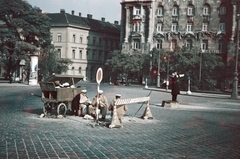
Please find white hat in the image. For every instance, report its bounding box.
[98,90,103,94]
[115,94,121,97]
[81,89,87,93]
[62,82,69,87]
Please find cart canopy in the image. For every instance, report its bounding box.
[44,74,84,86]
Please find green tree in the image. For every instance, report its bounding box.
[106,50,149,83]
[165,46,225,91]
[0,0,52,79]
[0,0,72,79]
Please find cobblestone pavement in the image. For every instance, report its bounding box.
[0,83,240,159]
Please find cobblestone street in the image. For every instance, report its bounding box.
[0,84,240,158]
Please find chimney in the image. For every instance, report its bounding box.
[60,9,65,13]
[101,17,105,22]
[79,12,81,17]
[114,21,119,25]
[87,14,92,19]
[71,10,74,15]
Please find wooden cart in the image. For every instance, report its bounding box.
[39,74,84,116]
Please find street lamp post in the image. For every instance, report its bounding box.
[232,13,240,99]
[157,49,161,88]
[164,56,169,90]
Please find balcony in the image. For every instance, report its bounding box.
[133,15,142,20]
[202,16,210,22]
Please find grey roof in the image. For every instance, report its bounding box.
[47,13,120,35]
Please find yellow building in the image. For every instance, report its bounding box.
[47,9,120,82]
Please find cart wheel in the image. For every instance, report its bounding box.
[57,103,67,116]
[43,103,52,115]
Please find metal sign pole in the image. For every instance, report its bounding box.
[95,68,103,124]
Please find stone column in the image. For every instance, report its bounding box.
[124,7,129,43]
[29,54,38,85]
[147,6,152,43]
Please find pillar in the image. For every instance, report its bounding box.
[29,55,38,85]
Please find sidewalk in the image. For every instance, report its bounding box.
[0,79,38,87]
[144,86,239,99]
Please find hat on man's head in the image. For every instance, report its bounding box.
[115,94,121,97]
[81,89,87,93]
[98,90,103,94]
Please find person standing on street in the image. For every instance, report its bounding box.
[170,71,184,102]
[92,90,108,121]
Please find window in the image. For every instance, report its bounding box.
[172,6,178,16]
[72,49,75,59]
[99,38,102,46]
[187,6,193,16]
[79,67,82,74]
[133,39,140,49]
[80,36,83,43]
[98,51,102,60]
[219,6,226,15]
[73,34,76,43]
[171,23,178,32]
[219,23,225,32]
[186,40,193,49]
[135,8,141,15]
[201,40,208,51]
[57,49,61,58]
[72,67,75,75]
[93,51,95,60]
[87,36,89,43]
[170,39,177,51]
[57,33,62,42]
[218,42,223,53]
[86,50,89,60]
[157,23,163,32]
[93,37,96,45]
[203,6,210,15]
[156,40,162,49]
[202,23,208,31]
[157,7,164,16]
[79,50,82,59]
[133,23,141,32]
[105,39,108,47]
[187,23,193,32]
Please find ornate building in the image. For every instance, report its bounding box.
[120,0,240,64]
[47,9,120,81]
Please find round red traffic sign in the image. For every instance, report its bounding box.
[96,67,103,84]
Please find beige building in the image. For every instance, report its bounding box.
[120,0,240,64]
[47,9,120,82]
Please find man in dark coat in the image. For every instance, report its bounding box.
[170,71,184,102]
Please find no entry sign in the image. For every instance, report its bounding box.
[96,67,103,84]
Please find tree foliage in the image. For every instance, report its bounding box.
[106,50,149,82]
[0,0,72,79]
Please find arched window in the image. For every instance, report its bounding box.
[203,4,211,15]
[157,6,164,16]
[172,5,178,16]
[156,39,162,49]
[187,4,195,16]
[170,39,177,52]
[219,4,226,15]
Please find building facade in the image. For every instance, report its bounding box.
[120,0,240,64]
[47,9,120,82]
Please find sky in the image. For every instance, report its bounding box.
[26,0,122,23]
